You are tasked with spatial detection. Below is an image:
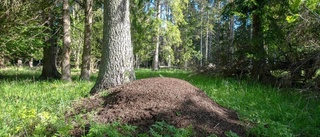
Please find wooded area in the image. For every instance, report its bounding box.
[1,0,320,136]
[0,0,319,90]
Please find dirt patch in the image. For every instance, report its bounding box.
[68,77,247,136]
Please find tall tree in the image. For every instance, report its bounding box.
[40,4,61,79]
[61,0,72,81]
[250,0,267,80]
[80,0,93,80]
[90,0,135,94]
[152,0,162,71]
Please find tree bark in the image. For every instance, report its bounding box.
[90,0,135,94]
[61,0,72,81]
[80,0,93,80]
[74,45,81,69]
[0,54,4,68]
[229,0,235,66]
[40,42,61,79]
[205,11,209,64]
[152,0,161,71]
[251,2,267,80]
[200,6,203,67]
[40,11,61,80]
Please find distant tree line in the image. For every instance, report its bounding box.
[0,0,319,90]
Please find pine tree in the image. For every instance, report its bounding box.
[90,0,135,94]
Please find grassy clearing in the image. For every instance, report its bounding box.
[0,68,319,136]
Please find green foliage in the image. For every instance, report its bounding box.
[289,0,302,12]
[86,122,137,137]
[168,0,188,24]
[0,0,53,61]
[225,130,240,137]
[0,67,92,136]
[130,0,199,67]
[91,8,104,60]
[130,0,155,62]
[286,14,299,23]
[85,121,193,137]
[149,121,194,137]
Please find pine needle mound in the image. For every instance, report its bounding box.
[69,77,247,136]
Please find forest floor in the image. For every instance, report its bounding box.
[1,68,319,136]
[68,77,247,137]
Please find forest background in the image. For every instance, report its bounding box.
[1,0,320,89]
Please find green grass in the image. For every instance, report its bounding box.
[0,67,94,136]
[0,67,319,136]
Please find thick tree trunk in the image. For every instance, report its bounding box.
[90,0,135,94]
[80,0,93,80]
[152,0,161,71]
[40,12,61,80]
[251,6,267,80]
[40,43,61,79]
[61,0,72,81]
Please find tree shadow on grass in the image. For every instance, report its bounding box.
[0,71,40,82]
[0,67,98,82]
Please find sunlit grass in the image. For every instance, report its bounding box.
[0,68,319,136]
[0,67,93,136]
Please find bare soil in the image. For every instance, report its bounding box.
[68,77,247,136]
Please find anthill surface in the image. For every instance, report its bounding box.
[69,77,247,136]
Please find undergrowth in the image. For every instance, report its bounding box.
[85,121,194,137]
[0,67,319,136]
[0,67,93,136]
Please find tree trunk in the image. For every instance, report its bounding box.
[61,0,72,81]
[72,4,81,70]
[216,6,221,51]
[205,11,209,64]
[90,0,135,94]
[229,0,235,66]
[200,6,203,67]
[40,42,61,79]
[80,0,93,80]
[0,54,4,68]
[135,54,140,69]
[152,0,161,71]
[251,3,267,80]
[208,28,212,61]
[74,46,81,69]
[29,58,33,68]
[40,11,61,80]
